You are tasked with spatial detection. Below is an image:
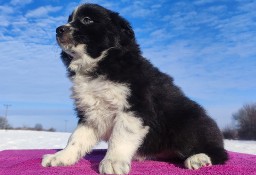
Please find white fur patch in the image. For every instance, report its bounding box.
[99,159,130,174]
[68,45,109,73]
[100,113,149,174]
[71,6,79,22]
[42,125,98,167]
[184,153,212,170]
[72,75,131,139]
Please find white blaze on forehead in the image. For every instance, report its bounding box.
[71,5,80,22]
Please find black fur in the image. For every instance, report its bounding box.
[59,4,228,165]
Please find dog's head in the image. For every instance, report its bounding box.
[56,4,136,72]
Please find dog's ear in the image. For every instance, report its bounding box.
[68,12,73,22]
[68,15,72,22]
[110,12,135,41]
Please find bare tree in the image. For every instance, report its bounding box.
[34,123,43,131]
[222,125,238,140]
[0,116,11,129]
[48,127,56,132]
[233,103,256,140]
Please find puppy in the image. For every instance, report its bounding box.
[42,4,228,174]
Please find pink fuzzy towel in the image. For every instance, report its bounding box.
[0,149,255,175]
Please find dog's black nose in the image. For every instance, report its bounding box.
[56,25,71,36]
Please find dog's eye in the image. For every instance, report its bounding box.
[82,17,93,25]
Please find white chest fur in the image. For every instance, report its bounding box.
[71,75,131,139]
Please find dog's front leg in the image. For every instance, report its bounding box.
[99,112,149,174]
[42,124,99,167]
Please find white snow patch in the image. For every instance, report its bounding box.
[0,130,255,155]
[0,130,107,151]
[224,139,256,155]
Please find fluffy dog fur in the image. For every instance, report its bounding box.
[42,4,228,174]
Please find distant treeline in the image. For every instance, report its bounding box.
[1,103,256,139]
[222,103,256,140]
[0,117,56,132]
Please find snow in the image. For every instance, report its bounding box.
[0,130,107,151]
[0,130,255,155]
[224,139,256,155]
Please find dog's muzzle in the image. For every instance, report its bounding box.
[56,25,71,37]
[56,25,74,46]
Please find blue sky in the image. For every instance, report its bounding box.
[0,0,255,132]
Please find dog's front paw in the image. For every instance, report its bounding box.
[184,153,212,170]
[99,159,131,174]
[41,151,78,167]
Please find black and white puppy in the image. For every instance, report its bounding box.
[42,4,228,174]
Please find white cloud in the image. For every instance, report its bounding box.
[0,16,11,27]
[137,0,256,102]
[0,6,14,14]
[120,6,152,18]
[143,37,256,98]
[207,5,227,13]
[25,5,62,18]
[237,0,256,12]
[194,0,218,5]
[0,41,70,104]
[1,14,66,45]
[82,0,119,10]
[10,0,33,6]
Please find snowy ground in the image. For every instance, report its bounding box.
[0,130,107,151]
[0,130,255,155]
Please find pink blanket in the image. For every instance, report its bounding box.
[0,149,255,175]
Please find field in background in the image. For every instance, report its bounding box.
[0,130,255,155]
